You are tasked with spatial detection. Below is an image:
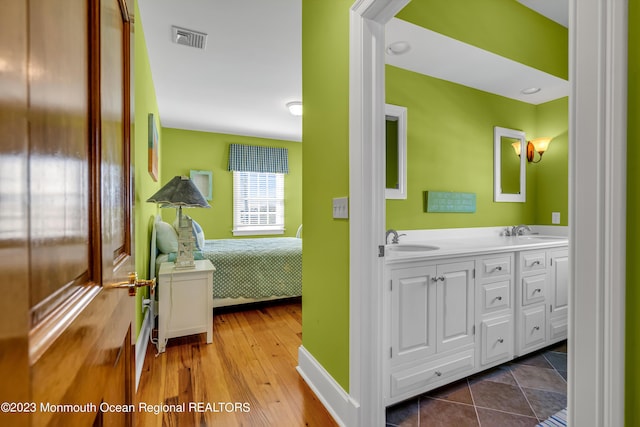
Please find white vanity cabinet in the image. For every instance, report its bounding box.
[515,247,569,355]
[386,259,475,403]
[383,234,568,407]
[476,254,514,367]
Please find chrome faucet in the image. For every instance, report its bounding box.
[385,229,405,244]
[512,224,532,236]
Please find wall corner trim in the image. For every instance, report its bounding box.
[297,346,360,427]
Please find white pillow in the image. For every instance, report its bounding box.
[173,215,205,250]
[156,221,178,254]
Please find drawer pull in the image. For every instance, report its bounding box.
[532,260,541,266]
[494,266,503,271]
[534,288,542,293]
[533,326,540,331]
[495,296,503,301]
[435,371,442,377]
[498,338,504,343]
[431,276,445,282]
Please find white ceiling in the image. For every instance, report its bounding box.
[138,0,567,143]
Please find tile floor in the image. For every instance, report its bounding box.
[386,342,567,427]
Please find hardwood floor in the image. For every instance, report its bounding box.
[135,301,337,427]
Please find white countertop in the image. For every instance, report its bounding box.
[385,226,568,264]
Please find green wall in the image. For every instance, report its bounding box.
[159,128,302,239]
[532,98,568,225]
[396,0,568,80]
[626,0,640,424]
[301,0,352,391]
[385,65,569,230]
[385,65,538,230]
[133,1,161,336]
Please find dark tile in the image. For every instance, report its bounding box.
[469,380,535,417]
[386,398,419,427]
[469,366,517,386]
[511,365,566,393]
[522,387,567,421]
[544,351,567,372]
[511,353,553,369]
[476,408,539,427]
[424,379,473,404]
[419,398,479,427]
[548,341,567,353]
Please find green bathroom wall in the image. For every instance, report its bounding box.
[385,65,538,230]
[301,0,352,391]
[159,128,302,239]
[626,1,640,424]
[396,0,568,80]
[532,98,569,226]
[134,0,161,337]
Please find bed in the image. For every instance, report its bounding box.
[150,215,302,308]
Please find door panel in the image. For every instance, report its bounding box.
[390,266,437,367]
[0,0,134,425]
[436,261,475,352]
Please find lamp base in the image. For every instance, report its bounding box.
[175,209,196,269]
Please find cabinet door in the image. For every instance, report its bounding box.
[436,260,475,353]
[549,249,569,317]
[390,266,437,367]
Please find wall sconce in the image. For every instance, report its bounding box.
[512,137,553,163]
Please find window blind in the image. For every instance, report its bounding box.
[228,144,289,174]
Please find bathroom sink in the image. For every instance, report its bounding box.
[387,244,440,252]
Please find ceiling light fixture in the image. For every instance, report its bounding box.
[521,87,541,95]
[387,41,411,55]
[512,137,553,163]
[286,101,302,116]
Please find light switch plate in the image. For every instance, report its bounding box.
[552,212,561,224]
[333,197,349,219]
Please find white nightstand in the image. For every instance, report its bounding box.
[157,259,215,353]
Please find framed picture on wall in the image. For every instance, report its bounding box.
[148,113,159,181]
[190,170,213,200]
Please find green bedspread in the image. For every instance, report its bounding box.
[202,238,302,299]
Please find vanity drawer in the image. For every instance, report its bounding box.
[481,315,513,365]
[479,256,511,278]
[390,349,475,399]
[521,252,546,272]
[522,274,547,305]
[481,280,510,313]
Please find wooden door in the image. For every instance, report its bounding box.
[0,0,135,426]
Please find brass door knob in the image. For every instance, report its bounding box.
[107,273,156,296]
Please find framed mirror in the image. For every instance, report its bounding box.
[494,126,526,202]
[385,104,407,199]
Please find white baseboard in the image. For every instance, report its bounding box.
[135,307,152,391]
[297,346,360,427]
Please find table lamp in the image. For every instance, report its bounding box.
[147,176,210,269]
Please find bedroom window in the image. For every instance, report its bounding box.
[232,171,285,236]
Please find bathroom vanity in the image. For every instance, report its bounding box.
[383,227,568,406]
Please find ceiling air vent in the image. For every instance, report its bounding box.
[172,26,207,50]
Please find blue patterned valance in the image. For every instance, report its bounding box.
[227,144,289,174]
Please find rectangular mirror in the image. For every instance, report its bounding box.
[494,126,526,202]
[385,104,407,199]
